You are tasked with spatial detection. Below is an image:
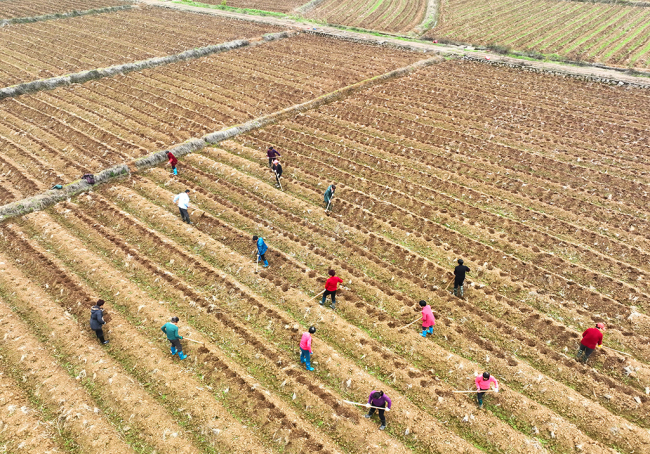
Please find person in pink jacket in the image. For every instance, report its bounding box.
[419,300,435,337]
[300,326,316,371]
[475,372,499,408]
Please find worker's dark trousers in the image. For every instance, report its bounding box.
[179,207,190,223]
[368,408,386,425]
[477,391,487,406]
[454,281,464,296]
[321,290,337,307]
[258,253,266,263]
[93,328,105,343]
[170,339,183,353]
[577,344,594,361]
[268,157,274,167]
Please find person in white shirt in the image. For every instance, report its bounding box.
[173,189,191,224]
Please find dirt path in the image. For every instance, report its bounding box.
[138,0,650,86]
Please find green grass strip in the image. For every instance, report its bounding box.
[173,0,287,17]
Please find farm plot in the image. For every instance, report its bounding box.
[0,6,283,87]
[303,0,427,33]
[0,0,127,20]
[2,58,650,452]
[0,34,422,204]
[428,0,650,68]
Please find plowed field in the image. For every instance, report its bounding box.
[2,57,650,453]
[196,0,306,13]
[303,0,427,33]
[428,0,650,69]
[0,6,283,87]
[0,34,421,204]
[0,0,126,19]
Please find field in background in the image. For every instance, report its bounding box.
[0,0,128,19]
[428,0,650,68]
[303,0,427,33]
[0,6,283,86]
[0,1,649,452]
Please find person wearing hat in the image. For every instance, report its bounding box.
[161,316,187,360]
[321,270,343,310]
[166,151,178,175]
[272,159,283,188]
[576,323,605,363]
[364,390,391,430]
[453,259,471,297]
[475,372,499,408]
[419,300,435,337]
[173,189,191,224]
[253,235,269,268]
[89,299,109,345]
[299,326,316,371]
[267,146,281,168]
[324,183,336,212]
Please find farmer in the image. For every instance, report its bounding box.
[272,159,283,188]
[324,183,336,211]
[173,189,191,224]
[161,316,187,360]
[419,300,435,337]
[321,269,343,310]
[267,146,281,168]
[576,323,605,364]
[453,259,471,297]
[253,235,269,268]
[364,390,391,430]
[475,372,499,409]
[89,299,109,345]
[166,151,178,175]
[300,326,316,371]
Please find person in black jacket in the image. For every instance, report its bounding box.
[90,299,109,345]
[453,259,471,297]
[272,159,283,188]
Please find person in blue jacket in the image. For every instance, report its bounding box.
[253,235,269,268]
[161,316,187,360]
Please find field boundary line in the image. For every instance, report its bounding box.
[0,4,135,26]
[0,31,292,97]
[0,53,445,222]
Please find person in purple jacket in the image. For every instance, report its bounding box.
[364,390,391,430]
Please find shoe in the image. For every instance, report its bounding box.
[428,327,433,334]
[263,260,269,268]
[178,352,187,360]
[329,305,335,310]
[421,331,427,337]
[379,425,386,431]
[478,402,483,409]
[102,340,110,345]
[171,346,177,355]
[306,366,314,371]
[319,301,324,306]
[364,414,371,419]
[173,169,178,175]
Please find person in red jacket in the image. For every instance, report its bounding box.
[419,300,435,338]
[576,323,605,363]
[166,151,178,175]
[320,270,343,310]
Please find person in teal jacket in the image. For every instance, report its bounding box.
[161,316,187,360]
[253,235,269,268]
[324,184,336,211]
